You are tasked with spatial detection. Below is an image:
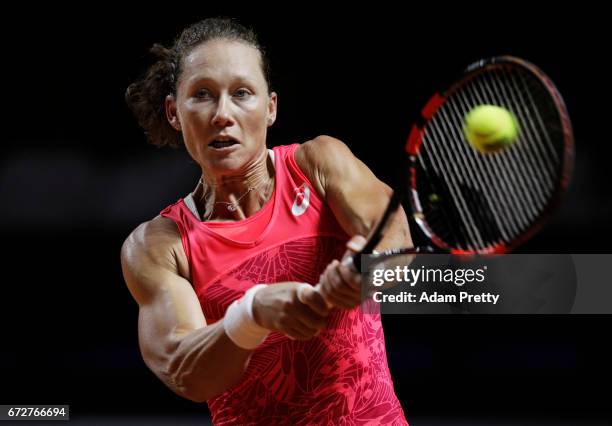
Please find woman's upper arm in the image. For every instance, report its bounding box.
[295,135,412,248]
[120,218,206,375]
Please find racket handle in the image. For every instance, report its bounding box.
[350,252,362,272]
[304,247,433,309]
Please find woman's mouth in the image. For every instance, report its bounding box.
[209,138,239,149]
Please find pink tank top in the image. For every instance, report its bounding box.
[161,144,407,425]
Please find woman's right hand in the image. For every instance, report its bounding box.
[252,282,330,340]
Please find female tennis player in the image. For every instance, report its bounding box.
[121,17,411,425]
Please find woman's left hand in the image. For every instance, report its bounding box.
[318,235,367,310]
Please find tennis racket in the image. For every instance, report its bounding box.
[325,56,574,282]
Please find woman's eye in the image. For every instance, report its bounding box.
[234,89,251,98]
[195,89,212,99]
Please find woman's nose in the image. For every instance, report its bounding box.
[211,96,234,127]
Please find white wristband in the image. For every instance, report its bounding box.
[223,284,270,350]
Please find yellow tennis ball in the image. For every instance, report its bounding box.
[463,105,519,153]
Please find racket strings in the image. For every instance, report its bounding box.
[485,70,556,197]
[438,91,525,238]
[474,67,561,210]
[511,70,560,165]
[466,73,544,223]
[435,103,517,240]
[423,85,528,248]
[415,161,470,248]
[447,98,524,238]
[416,150,475,251]
[419,130,485,249]
[417,65,565,251]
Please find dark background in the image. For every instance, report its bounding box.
[1,5,610,424]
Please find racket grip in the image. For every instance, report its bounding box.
[349,253,361,272]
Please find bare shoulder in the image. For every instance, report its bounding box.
[120,216,189,303]
[295,135,353,168]
[121,216,182,267]
[295,135,356,197]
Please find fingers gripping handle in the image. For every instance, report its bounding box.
[304,255,357,309]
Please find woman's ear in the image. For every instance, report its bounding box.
[165,94,182,131]
[267,92,278,127]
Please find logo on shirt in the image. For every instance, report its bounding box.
[292,183,310,216]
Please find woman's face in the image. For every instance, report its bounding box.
[168,39,277,175]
